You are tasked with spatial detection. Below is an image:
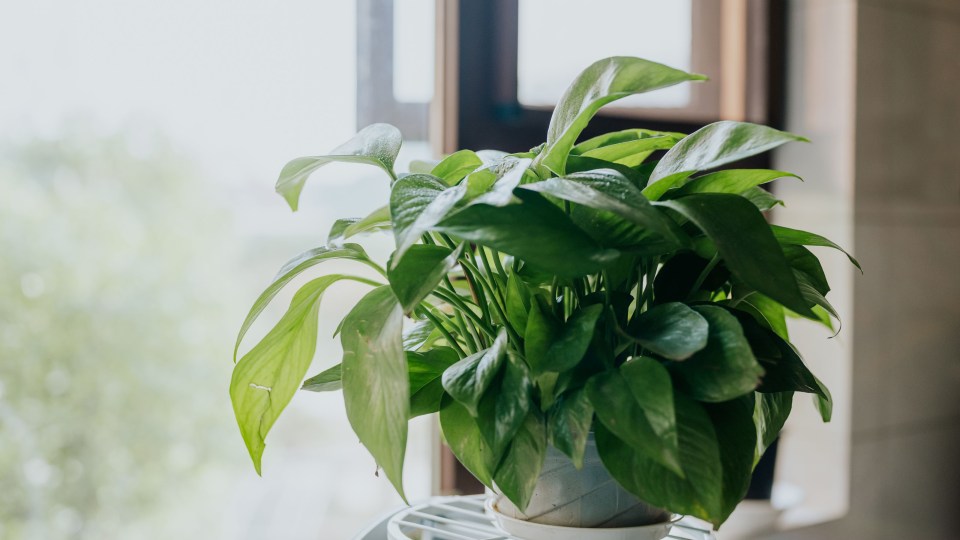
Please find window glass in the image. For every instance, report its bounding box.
[0,1,431,538]
[394,0,436,103]
[518,0,693,109]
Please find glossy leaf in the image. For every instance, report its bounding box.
[548,388,594,469]
[301,363,342,392]
[705,395,758,523]
[580,135,680,167]
[477,354,533,456]
[407,347,460,418]
[493,411,547,511]
[672,305,764,402]
[540,56,705,175]
[388,243,464,313]
[524,297,561,375]
[644,122,806,200]
[340,286,408,499]
[231,275,348,474]
[657,193,814,317]
[571,128,680,154]
[328,205,392,245]
[741,186,784,211]
[505,273,532,337]
[672,169,799,197]
[439,396,495,488]
[436,189,620,277]
[431,149,483,185]
[403,319,437,351]
[546,304,604,372]
[465,157,532,207]
[390,174,466,263]
[276,123,401,210]
[771,224,862,272]
[754,391,793,460]
[234,244,383,360]
[441,330,509,416]
[627,302,709,360]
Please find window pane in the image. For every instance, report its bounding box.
[394,0,436,103]
[518,0,693,109]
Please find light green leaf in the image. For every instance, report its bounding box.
[673,305,764,402]
[328,205,392,245]
[741,186,784,211]
[340,286,408,500]
[572,128,681,155]
[672,169,799,197]
[581,135,680,168]
[431,149,483,185]
[301,363,342,392]
[387,243,464,313]
[436,190,620,278]
[439,396,496,488]
[234,244,383,360]
[627,302,709,360]
[441,330,509,416]
[546,304,604,372]
[390,174,466,263]
[539,57,705,175]
[403,319,438,351]
[657,193,814,317]
[644,122,806,200]
[548,388,594,469]
[493,411,547,511]
[705,395,758,523]
[276,123,402,210]
[770,224,862,272]
[464,157,532,207]
[733,289,789,340]
[231,275,351,474]
[477,354,533,456]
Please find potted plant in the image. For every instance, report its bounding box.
[229,56,858,535]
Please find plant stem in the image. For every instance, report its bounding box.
[421,308,467,358]
[688,253,720,299]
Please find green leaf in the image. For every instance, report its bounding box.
[794,270,841,325]
[539,57,705,175]
[464,157,532,207]
[231,275,350,475]
[436,189,620,278]
[439,395,495,488]
[596,392,723,527]
[657,193,814,317]
[754,391,793,460]
[733,289,789,340]
[586,360,682,475]
[546,304,604,372]
[524,297,561,376]
[627,302,709,360]
[522,169,688,249]
[407,347,460,418]
[571,128,681,155]
[340,286,408,500]
[548,388,594,469]
[403,319,437,351]
[431,149,483,185]
[493,411,547,511]
[276,123,402,211]
[328,205,392,245]
[477,353,533,457]
[565,154,651,189]
[234,244,383,360]
[390,174,467,263]
[705,396,758,523]
[672,169,799,197]
[644,122,807,200]
[505,273,532,337]
[770,224,862,272]
[441,330,509,416]
[672,305,764,402]
[387,243,464,313]
[580,135,680,167]
[301,363,342,392]
[782,245,830,295]
[741,186,784,211]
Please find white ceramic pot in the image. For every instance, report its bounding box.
[494,433,670,528]
[487,497,679,540]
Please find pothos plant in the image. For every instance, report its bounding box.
[230,56,859,529]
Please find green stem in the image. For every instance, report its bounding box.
[688,254,720,299]
[421,308,467,358]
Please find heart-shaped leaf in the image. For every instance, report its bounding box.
[407,347,460,418]
[493,411,547,511]
[441,330,509,416]
[548,388,594,469]
[431,149,483,185]
[390,174,467,263]
[704,395,758,524]
[477,354,533,457]
[388,243,464,313]
[439,395,496,488]
[627,302,709,360]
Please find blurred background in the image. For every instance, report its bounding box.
[1,1,957,539]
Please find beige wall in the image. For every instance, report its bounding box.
[771,0,960,538]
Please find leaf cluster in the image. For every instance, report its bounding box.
[230,56,859,528]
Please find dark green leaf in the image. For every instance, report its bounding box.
[741,186,784,211]
[546,304,604,372]
[672,305,764,402]
[439,395,495,488]
[548,388,594,469]
[782,245,830,295]
[234,244,383,360]
[276,123,401,210]
[477,354,533,456]
[705,396,758,523]
[301,363,342,392]
[565,155,651,189]
[771,224,862,272]
[340,286,408,499]
[231,275,350,474]
[524,297,561,376]
[657,193,814,317]
[387,244,464,313]
[644,122,806,200]
[436,190,620,278]
[794,270,841,326]
[672,169,799,197]
[441,330,509,416]
[390,174,466,263]
[493,411,547,511]
[627,302,709,360]
[505,273,532,337]
[733,289,789,340]
[539,57,705,175]
[431,149,483,185]
[754,391,793,460]
[596,392,723,527]
[407,347,459,418]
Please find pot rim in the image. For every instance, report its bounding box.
[485,496,682,532]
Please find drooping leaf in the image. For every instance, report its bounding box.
[672,305,764,402]
[539,57,705,175]
[231,275,352,474]
[657,193,814,317]
[234,244,383,360]
[741,186,784,211]
[439,395,495,488]
[627,302,709,360]
[770,224,862,272]
[754,391,793,460]
[477,354,533,457]
[546,304,604,372]
[548,388,594,469]
[733,288,790,340]
[388,243,464,313]
[580,134,680,167]
[782,245,830,295]
[524,297,561,376]
[328,205,392,245]
[493,411,547,511]
[672,169,799,197]
[340,286,408,499]
[586,361,682,475]
[276,123,402,210]
[441,330,509,416]
[704,395,758,523]
[596,392,723,527]
[794,269,841,326]
[407,347,460,418]
[504,273,532,337]
[435,189,620,278]
[431,149,483,185]
[301,363,342,392]
[390,174,466,263]
[644,122,807,200]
